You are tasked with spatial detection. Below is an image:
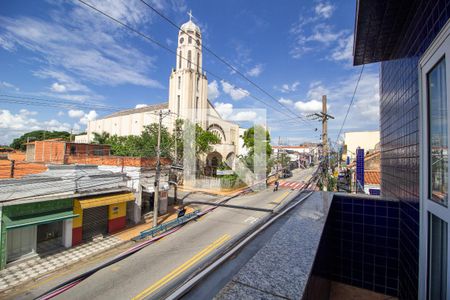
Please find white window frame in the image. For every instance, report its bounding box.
[419,19,450,300]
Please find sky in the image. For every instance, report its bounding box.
[0,0,380,146]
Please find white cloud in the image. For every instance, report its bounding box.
[330,34,354,62]
[51,82,67,93]
[58,111,65,116]
[315,2,335,19]
[0,36,15,51]
[306,81,330,100]
[294,99,323,112]
[34,70,90,93]
[135,104,148,108]
[0,109,75,144]
[246,64,263,77]
[208,80,220,100]
[221,80,249,100]
[68,109,98,125]
[214,102,233,119]
[307,24,344,44]
[0,81,19,91]
[0,3,163,90]
[68,109,85,118]
[19,109,37,116]
[213,102,257,122]
[80,110,98,125]
[276,81,300,93]
[230,111,258,121]
[289,3,346,59]
[166,38,173,46]
[279,98,294,105]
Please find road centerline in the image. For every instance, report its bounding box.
[132,234,231,300]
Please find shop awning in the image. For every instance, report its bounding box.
[78,193,135,209]
[4,211,79,229]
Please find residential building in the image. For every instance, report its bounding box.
[272,144,319,167]
[342,130,380,161]
[25,139,110,164]
[0,165,133,269]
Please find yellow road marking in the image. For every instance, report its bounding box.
[271,190,290,204]
[132,234,231,300]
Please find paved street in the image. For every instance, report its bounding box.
[9,167,315,300]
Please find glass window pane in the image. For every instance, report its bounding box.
[428,58,448,205]
[428,213,447,300]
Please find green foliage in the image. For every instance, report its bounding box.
[195,124,221,155]
[92,125,173,158]
[91,121,220,159]
[10,130,71,150]
[173,120,221,162]
[240,125,273,174]
[92,132,111,144]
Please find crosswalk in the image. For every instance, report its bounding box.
[278,181,306,190]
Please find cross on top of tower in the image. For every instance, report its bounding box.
[187,9,193,21]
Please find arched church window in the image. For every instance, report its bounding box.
[188,36,192,44]
[177,95,180,116]
[178,51,182,69]
[187,50,192,69]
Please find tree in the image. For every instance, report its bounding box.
[10,130,71,151]
[240,125,273,174]
[195,124,221,157]
[141,123,173,158]
[172,120,221,162]
[92,132,111,144]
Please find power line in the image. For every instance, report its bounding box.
[335,65,365,146]
[138,0,315,129]
[76,0,317,130]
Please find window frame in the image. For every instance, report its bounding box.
[419,19,450,300]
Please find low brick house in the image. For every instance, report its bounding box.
[25,139,110,164]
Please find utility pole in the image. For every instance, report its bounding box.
[153,110,163,227]
[10,160,15,178]
[276,136,281,174]
[153,109,171,227]
[307,95,334,191]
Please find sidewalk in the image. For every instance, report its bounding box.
[0,204,195,293]
[0,235,123,292]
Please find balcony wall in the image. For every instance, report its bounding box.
[308,194,400,298]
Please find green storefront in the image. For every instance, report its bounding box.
[0,198,78,269]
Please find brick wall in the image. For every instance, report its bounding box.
[0,160,47,179]
[66,155,171,167]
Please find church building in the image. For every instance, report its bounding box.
[78,14,242,171]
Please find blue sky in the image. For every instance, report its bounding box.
[0,0,380,145]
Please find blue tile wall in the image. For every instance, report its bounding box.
[379,1,450,299]
[314,194,400,297]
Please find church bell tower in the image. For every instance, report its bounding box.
[168,11,208,129]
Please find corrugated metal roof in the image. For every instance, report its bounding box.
[102,103,168,119]
[0,165,130,204]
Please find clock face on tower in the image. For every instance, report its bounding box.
[180,37,184,44]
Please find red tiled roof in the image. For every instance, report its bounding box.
[365,170,380,185]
